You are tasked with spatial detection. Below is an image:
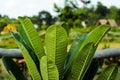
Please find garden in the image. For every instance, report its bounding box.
[0,0,120,80]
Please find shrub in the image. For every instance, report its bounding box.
[2,17,118,80]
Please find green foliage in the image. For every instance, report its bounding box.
[55,2,120,27]
[2,56,26,80]
[40,56,49,80]
[1,1,120,31]
[18,17,45,60]
[95,2,110,17]
[45,24,68,79]
[83,59,99,80]
[66,43,94,80]
[64,25,111,80]
[57,5,87,28]
[96,64,118,80]
[10,32,42,80]
[0,15,19,32]
[30,10,56,30]
[2,17,118,80]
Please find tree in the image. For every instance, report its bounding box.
[30,11,55,30]
[38,11,53,26]
[64,0,91,8]
[95,2,110,18]
[0,15,9,31]
[30,15,40,27]
[84,6,100,26]
[106,6,118,19]
[116,9,120,25]
[56,5,87,28]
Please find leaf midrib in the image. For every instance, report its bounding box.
[78,44,93,79]
[107,66,116,80]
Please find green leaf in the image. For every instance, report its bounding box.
[65,33,87,66]
[18,24,32,48]
[64,25,110,78]
[68,33,87,57]
[66,42,94,80]
[83,59,99,80]
[40,56,48,80]
[45,24,68,79]
[96,64,118,80]
[84,25,110,47]
[2,56,26,80]
[47,62,59,80]
[18,25,40,71]
[11,32,42,80]
[18,17,45,60]
[61,23,69,36]
[40,56,59,80]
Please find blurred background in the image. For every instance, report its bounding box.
[0,0,120,79]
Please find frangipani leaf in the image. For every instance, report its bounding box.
[47,58,59,80]
[45,24,68,79]
[11,32,42,80]
[61,23,69,36]
[66,42,94,80]
[41,56,59,80]
[65,33,87,66]
[17,25,40,71]
[40,56,48,80]
[2,56,26,80]
[18,24,32,49]
[64,25,110,79]
[96,64,118,80]
[83,59,99,80]
[18,17,45,60]
[84,25,110,47]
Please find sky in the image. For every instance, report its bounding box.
[0,0,120,19]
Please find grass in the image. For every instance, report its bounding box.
[97,38,120,50]
[0,37,17,49]
[98,42,120,50]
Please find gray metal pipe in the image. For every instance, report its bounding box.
[94,48,120,58]
[0,48,22,58]
[0,48,120,58]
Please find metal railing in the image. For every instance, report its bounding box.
[0,48,120,58]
